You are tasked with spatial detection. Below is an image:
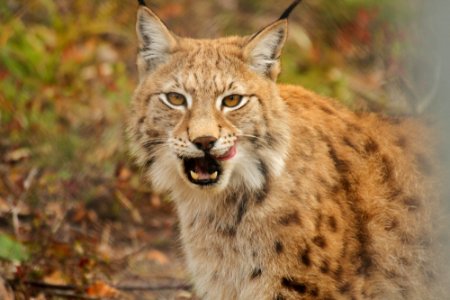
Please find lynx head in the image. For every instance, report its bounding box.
[128,1,301,197]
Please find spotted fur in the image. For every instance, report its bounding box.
[127,4,440,300]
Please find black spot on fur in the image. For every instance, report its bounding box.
[299,247,311,267]
[334,265,343,279]
[255,185,269,203]
[236,197,249,225]
[138,116,146,124]
[221,226,236,237]
[144,157,154,169]
[258,159,269,178]
[339,282,352,294]
[328,144,350,173]
[364,138,379,154]
[340,177,351,193]
[266,132,278,146]
[320,106,334,115]
[399,257,411,266]
[275,241,284,254]
[142,139,163,153]
[328,216,338,232]
[279,210,301,226]
[396,136,407,148]
[145,129,160,138]
[357,251,373,276]
[250,268,262,279]
[274,294,286,300]
[347,122,362,133]
[250,130,261,146]
[381,155,393,183]
[343,137,359,152]
[255,160,270,203]
[312,235,327,248]
[281,277,307,294]
[225,191,239,205]
[415,153,432,175]
[384,218,398,231]
[320,260,330,273]
[387,188,402,200]
[315,213,323,230]
[310,286,319,297]
[404,197,420,211]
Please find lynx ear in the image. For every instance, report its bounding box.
[136,6,178,79]
[243,20,288,81]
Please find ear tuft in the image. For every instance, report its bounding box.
[136,7,177,79]
[137,0,147,6]
[243,20,288,81]
[279,0,303,20]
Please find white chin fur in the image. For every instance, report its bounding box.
[147,151,180,193]
[229,145,265,192]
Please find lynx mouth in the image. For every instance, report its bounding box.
[183,153,222,186]
[182,145,237,186]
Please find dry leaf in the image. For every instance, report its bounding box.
[86,281,120,298]
[150,194,161,208]
[43,270,68,285]
[0,277,14,300]
[175,290,193,299]
[146,249,170,265]
[116,166,132,181]
[4,148,31,163]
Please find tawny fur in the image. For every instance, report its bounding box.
[127,6,439,300]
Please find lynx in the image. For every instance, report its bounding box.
[127,1,439,299]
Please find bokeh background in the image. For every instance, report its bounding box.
[0,0,448,299]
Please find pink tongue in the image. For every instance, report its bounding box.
[216,145,237,161]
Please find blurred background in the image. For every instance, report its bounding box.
[0,0,447,299]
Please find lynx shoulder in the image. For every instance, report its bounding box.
[127,1,440,299]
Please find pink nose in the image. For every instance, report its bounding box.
[193,136,217,151]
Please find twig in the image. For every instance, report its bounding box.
[115,282,192,291]
[40,291,98,300]
[8,279,78,291]
[115,190,143,224]
[8,280,98,299]
[8,279,192,293]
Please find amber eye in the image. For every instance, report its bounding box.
[222,95,243,108]
[166,92,186,106]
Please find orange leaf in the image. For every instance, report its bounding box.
[146,249,170,265]
[86,281,119,298]
[43,270,68,285]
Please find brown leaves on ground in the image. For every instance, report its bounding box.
[0,277,14,300]
[146,249,170,265]
[86,281,120,298]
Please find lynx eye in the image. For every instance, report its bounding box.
[222,95,243,108]
[166,92,186,107]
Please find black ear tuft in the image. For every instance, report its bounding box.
[279,0,303,20]
[138,0,147,6]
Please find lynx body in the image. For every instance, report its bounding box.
[128,2,438,299]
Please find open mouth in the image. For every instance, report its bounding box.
[182,145,237,186]
[183,154,222,186]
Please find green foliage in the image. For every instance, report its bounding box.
[0,234,29,262]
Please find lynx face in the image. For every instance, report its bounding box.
[129,7,290,194]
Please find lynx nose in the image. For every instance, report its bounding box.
[193,136,217,152]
